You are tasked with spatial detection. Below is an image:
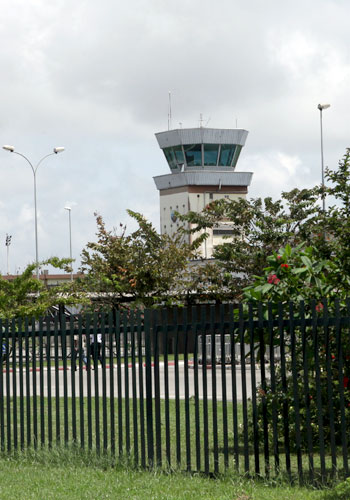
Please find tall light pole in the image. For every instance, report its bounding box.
[64,206,73,281]
[2,145,65,279]
[5,234,12,275]
[318,104,330,212]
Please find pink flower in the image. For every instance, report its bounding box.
[277,255,282,260]
[315,302,324,312]
[267,274,280,285]
[281,263,289,269]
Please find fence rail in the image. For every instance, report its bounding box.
[0,301,349,483]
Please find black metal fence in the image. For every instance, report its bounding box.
[0,300,350,483]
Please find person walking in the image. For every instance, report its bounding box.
[72,334,88,371]
[89,332,103,369]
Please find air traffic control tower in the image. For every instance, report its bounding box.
[153,127,253,258]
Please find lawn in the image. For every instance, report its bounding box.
[0,449,330,500]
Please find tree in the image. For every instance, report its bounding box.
[0,257,81,319]
[79,210,195,309]
[180,187,321,300]
[240,243,350,451]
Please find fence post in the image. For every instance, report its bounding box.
[144,309,154,467]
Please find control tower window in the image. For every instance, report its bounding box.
[163,147,177,169]
[184,144,202,166]
[204,144,219,166]
[219,145,236,166]
[173,145,184,164]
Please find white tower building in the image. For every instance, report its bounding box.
[153,127,253,258]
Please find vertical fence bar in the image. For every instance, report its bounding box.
[192,307,201,472]
[0,319,4,452]
[25,318,31,448]
[31,318,38,450]
[239,304,249,474]
[312,301,326,480]
[324,300,337,477]
[201,306,209,474]
[101,313,108,454]
[85,315,92,450]
[220,305,228,471]
[39,318,45,448]
[144,310,154,467]
[54,316,60,446]
[70,316,77,445]
[130,312,139,465]
[300,301,314,482]
[61,315,69,446]
[268,303,279,475]
[278,302,291,477]
[249,303,259,475]
[93,313,100,455]
[229,304,239,472]
[289,302,302,481]
[18,318,24,451]
[153,313,162,467]
[11,318,18,450]
[162,308,171,467]
[137,311,145,468]
[123,310,130,456]
[109,311,115,457]
[336,299,348,476]
[210,305,219,474]
[183,308,191,472]
[116,311,123,458]
[5,320,11,452]
[258,303,269,478]
[174,308,181,467]
[46,317,52,449]
[78,316,85,449]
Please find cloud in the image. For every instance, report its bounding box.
[0,0,349,273]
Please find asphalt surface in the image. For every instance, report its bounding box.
[2,361,262,401]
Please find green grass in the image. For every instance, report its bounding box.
[1,395,347,487]
[0,448,329,499]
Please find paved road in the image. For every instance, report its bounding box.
[2,362,263,401]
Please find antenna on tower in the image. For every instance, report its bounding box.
[199,113,203,127]
[168,91,172,130]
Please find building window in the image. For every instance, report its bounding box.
[204,144,219,166]
[209,193,213,200]
[184,144,202,166]
[219,145,236,166]
[213,228,234,236]
[163,147,177,169]
[173,145,184,165]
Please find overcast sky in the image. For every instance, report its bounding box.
[0,0,348,274]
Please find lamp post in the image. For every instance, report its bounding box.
[317,104,330,212]
[64,206,73,281]
[2,145,65,279]
[5,234,12,275]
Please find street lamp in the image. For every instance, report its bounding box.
[317,103,330,212]
[64,206,73,281]
[2,145,65,279]
[5,234,12,275]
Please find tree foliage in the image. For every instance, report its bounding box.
[0,258,81,319]
[79,210,194,308]
[180,187,321,300]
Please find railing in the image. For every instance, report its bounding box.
[0,301,349,483]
